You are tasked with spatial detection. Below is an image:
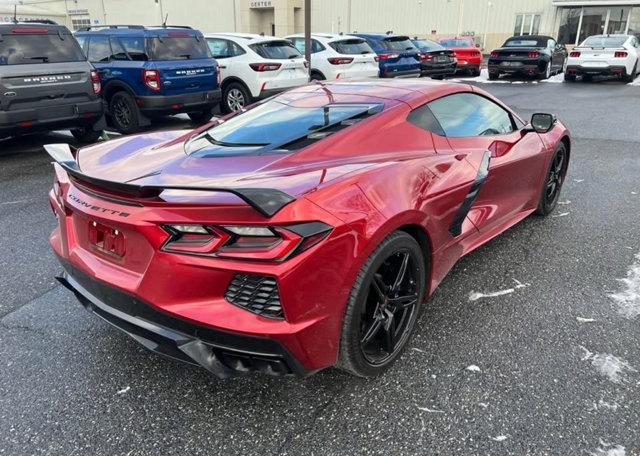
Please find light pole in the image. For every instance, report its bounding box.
[456,0,464,37]
[483,1,492,51]
[304,0,311,80]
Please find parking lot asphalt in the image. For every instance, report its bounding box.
[1,78,639,456]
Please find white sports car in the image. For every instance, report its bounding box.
[565,34,640,82]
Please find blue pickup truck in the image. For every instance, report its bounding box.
[351,33,421,78]
[75,25,221,133]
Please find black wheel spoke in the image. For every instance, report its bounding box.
[371,274,387,301]
[391,252,410,293]
[389,293,419,309]
[383,313,396,354]
[361,317,383,344]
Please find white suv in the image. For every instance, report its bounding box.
[284,33,379,81]
[205,33,309,112]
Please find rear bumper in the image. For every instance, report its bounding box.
[380,68,421,78]
[565,64,628,76]
[0,99,105,136]
[136,89,221,115]
[420,62,457,76]
[454,61,481,72]
[56,260,310,378]
[256,87,288,100]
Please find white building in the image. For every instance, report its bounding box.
[6,0,640,51]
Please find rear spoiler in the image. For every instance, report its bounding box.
[43,144,295,217]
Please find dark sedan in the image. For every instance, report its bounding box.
[411,38,457,79]
[488,35,567,80]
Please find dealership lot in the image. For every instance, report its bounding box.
[1,79,640,455]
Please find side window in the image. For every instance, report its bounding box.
[311,39,325,53]
[75,35,88,55]
[407,104,445,136]
[87,35,112,63]
[548,38,557,49]
[207,38,235,59]
[110,37,129,61]
[290,38,305,54]
[119,37,149,61]
[428,93,515,137]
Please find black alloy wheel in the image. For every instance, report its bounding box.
[338,231,427,377]
[536,142,567,215]
[109,92,141,134]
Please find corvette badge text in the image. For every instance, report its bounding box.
[68,194,130,218]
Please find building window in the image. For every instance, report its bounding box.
[558,6,638,46]
[514,14,540,36]
[71,18,91,31]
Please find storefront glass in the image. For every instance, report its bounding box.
[578,7,607,43]
[558,8,581,45]
[629,8,640,38]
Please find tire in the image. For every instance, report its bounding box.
[472,67,481,77]
[109,91,141,134]
[431,75,444,80]
[540,62,551,80]
[187,108,214,124]
[310,71,325,81]
[337,231,427,377]
[222,82,251,114]
[623,60,638,83]
[535,142,568,216]
[564,73,576,82]
[488,72,499,80]
[70,126,103,144]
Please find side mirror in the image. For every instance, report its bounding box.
[527,113,556,134]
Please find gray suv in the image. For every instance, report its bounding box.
[0,22,106,142]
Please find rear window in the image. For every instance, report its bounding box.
[0,33,85,65]
[412,39,444,51]
[148,36,212,60]
[504,38,546,47]
[581,36,627,48]
[381,37,417,52]
[329,39,373,55]
[249,40,301,59]
[193,100,381,151]
[439,39,473,47]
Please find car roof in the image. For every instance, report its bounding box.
[584,34,630,38]
[75,25,202,35]
[505,35,554,41]
[205,32,286,44]
[284,33,363,42]
[352,33,410,39]
[0,22,70,32]
[275,79,472,109]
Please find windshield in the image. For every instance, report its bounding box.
[439,39,473,47]
[329,39,373,55]
[504,38,546,47]
[581,36,627,48]
[148,36,211,60]
[381,37,417,52]
[412,39,444,51]
[0,34,85,65]
[250,41,301,59]
[193,101,380,150]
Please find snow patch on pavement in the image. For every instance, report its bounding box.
[591,399,619,411]
[466,364,481,372]
[576,317,596,323]
[590,440,626,456]
[553,212,570,218]
[416,406,445,413]
[558,200,571,205]
[490,435,508,442]
[580,347,637,384]
[608,253,640,319]
[116,386,130,395]
[452,69,565,85]
[469,279,529,301]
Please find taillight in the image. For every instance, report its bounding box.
[419,53,433,61]
[528,51,540,58]
[490,51,499,58]
[216,67,221,86]
[142,69,161,91]
[161,222,332,261]
[327,57,354,65]
[11,28,48,34]
[249,62,282,72]
[90,69,101,95]
[614,51,628,58]
[377,53,399,60]
[569,51,581,58]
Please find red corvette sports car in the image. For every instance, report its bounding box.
[47,79,570,378]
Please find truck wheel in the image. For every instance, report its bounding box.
[187,109,214,124]
[70,127,103,144]
[109,92,141,134]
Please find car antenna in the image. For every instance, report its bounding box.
[13,4,18,24]
[162,13,168,28]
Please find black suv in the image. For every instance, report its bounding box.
[0,22,105,142]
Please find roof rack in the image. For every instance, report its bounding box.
[149,25,193,29]
[77,25,145,31]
